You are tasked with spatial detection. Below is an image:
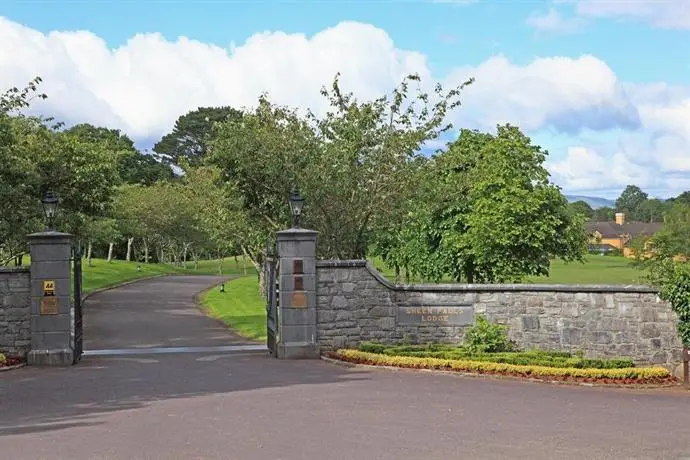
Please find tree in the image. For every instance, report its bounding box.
[636,198,668,223]
[154,106,242,166]
[592,206,615,221]
[615,185,648,220]
[0,78,46,264]
[209,73,473,292]
[377,125,588,283]
[673,191,690,206]
[568,200,594,219]
[65,123,173,185]
[653,201,690,258]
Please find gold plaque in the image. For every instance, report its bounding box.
[291,291,307,308]
[43,280,55,296]
[40,296,59,315]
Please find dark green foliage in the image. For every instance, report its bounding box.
[374,125,588,283]
[154,106,242,166]
[357,342,635,369]
[591,206,615,221]
[568,200,594,219]
[657,262,690,345]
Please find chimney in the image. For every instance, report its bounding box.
[615,212,625,225]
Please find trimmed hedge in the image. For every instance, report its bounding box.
[357,342,634,369]
[335,350,671,380]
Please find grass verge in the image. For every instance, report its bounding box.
[369,255,646,285]
[331,350,674,385]
[201,276,267,342]
[79,257,256,295]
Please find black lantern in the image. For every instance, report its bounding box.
[41,190,59,231]
[289,186,305,228]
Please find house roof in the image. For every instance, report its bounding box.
[585,221,663,239]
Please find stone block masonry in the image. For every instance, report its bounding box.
[316,260,684,375]
[0,267,31,358]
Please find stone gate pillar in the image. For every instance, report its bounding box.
[27,231,74,366]
[276,228,319,359]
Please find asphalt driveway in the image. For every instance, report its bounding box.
[1,275,689,459]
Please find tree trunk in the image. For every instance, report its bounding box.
[182,244,188,269]
[143,239,150,264]
[258,267,266,298]
[217,249,223,275]
[107,242,114,262]
[87,242,93,267]
[126,237,134,262]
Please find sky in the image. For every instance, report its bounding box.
[0,0,688,199]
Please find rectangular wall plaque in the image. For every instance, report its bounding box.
[291,291,307,308]
[40,296,59,315]
[293,259,304,274]
[294,276,304,291]
[397,304,474,326]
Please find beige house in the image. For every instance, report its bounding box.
[585,212,662,257]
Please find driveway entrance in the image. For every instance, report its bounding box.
[83,276,264,355]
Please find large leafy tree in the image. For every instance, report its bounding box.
[0,78,45,264]
[65,123,173,185]
[209,73,473,280]
[592,206,615,221]
[615,185,648,220]
[568,200,594,219]
[154,106,242,166]
[379,125,588,283]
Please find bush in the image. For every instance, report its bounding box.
[0,353,6,365]
[335,350,670,381]
[463,315,513,353]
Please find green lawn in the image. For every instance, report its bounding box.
[369,255,647,285]
[200,276,266,342]
[80,256,256,293]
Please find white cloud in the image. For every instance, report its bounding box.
[526,8,587,34]
[0,16,688,197]
[445,54,640,134]
[576,0,690,29]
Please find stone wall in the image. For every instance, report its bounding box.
[316,260,683,373]
[0,267,31,358]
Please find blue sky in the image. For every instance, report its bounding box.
[1,0,689,199]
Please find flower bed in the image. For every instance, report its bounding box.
[0,352,21,368]
[331,349,676,385]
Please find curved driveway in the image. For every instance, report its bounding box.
[83,275,253,350]
[1,276,689,459]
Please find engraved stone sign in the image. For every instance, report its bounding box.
[397,304,474,326]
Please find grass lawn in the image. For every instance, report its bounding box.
[200,276,266,342]
[370,255,647,285]
[79,256,257,294]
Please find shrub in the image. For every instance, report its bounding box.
[0,353,6,365]
[463,315,513,353]
[356,344,634,369]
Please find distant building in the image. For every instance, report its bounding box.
[584,213,662,257]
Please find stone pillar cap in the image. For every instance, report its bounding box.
[27,230,73,239]
[277,227,319,240]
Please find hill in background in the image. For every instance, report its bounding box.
[565,195,615,209]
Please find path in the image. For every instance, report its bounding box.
[1,276,690,459]
[83,275,257,351]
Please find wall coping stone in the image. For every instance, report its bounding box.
[316,259,659,294]
[0,267,30,273]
